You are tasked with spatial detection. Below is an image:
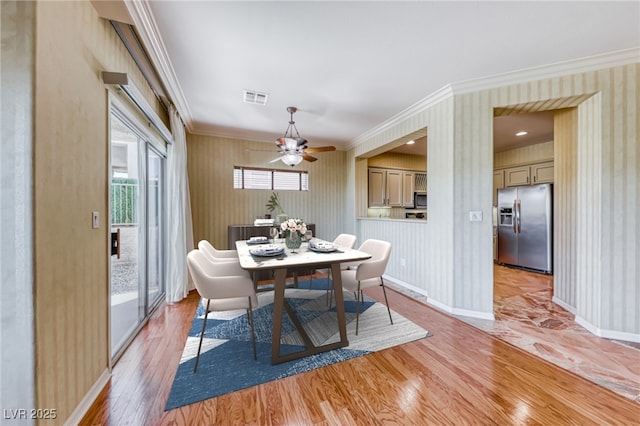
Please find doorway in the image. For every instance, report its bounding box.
[109,108,166,361]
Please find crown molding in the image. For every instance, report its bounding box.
[125,0,194,132]
[349,47,639,150]
[450,47,640,95]
[190,125,277,145]
[346,84,454,151]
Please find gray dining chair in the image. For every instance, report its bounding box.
[340,239,393,335]
[186,249,258,372]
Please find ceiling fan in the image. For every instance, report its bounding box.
[271,106,335,166]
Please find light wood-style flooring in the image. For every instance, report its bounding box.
[82,269,640,425]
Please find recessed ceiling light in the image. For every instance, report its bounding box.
[515,131,528,136]
[406,140,415,145]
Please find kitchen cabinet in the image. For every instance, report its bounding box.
[386,170,403,206]
[501,161,554,188]
[505,165,531,187]
[368,168,386,206]
[368,168,402,207]
[493,170,505,205]
[402,171,415,207]
[531,161,554,184]
[414,172,427,192]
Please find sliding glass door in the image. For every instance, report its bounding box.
[109,107,166,360]
[147,148,164,307]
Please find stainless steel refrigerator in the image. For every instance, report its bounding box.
[497,183,553,274]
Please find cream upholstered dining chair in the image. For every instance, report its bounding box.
[340,239,393,335]
[312,234,357,307]
[197,239,250,278]
[198,239,238,260]
[186,249,258,372]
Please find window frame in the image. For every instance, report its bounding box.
[233,166,309,191]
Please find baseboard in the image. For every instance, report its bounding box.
[382,275,429,299]
[63,368,111,426]
[426,297,453,314]
[574,316,640,344]
[452,307,495,321]
[551,296,577,314]
[425,297,496,321]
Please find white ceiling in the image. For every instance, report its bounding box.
[133,1,638,152]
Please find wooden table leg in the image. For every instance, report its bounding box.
[270,262,350,364]
[330,263,349,346]
[271,268,287,362]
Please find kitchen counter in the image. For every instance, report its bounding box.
[357,217,427,223]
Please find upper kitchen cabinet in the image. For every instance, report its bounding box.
[493,170,505,205]
[501,161,554,187]
[368,168,403,207]
[402,171,415,207]
[531,161,554,184]
[505,165,531,186]
[368,168,387,206]
[414,172,427,192]
[360,127,427,217]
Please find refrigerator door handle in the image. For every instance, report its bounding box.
[516,199,522,234]
[513,201,518,234]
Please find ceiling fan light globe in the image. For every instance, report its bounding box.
[283,138,298,150]
[282,154,303,167]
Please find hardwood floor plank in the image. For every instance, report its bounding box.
[82,270,640,425]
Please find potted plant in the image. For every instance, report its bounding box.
[266,191,288,223]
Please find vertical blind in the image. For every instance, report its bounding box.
[234,166,308,190]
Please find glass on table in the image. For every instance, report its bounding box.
[269,227,279,243]
[304,230,313,241]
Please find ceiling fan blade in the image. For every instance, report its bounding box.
[305,146,336,153]
[302,153,317,162]
[269,156,282,163]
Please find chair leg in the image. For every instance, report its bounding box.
[380,278,393,325]
[355,285,362,336]
[194,299,211,373]
[247,297,257,360]
[325,269,333,308]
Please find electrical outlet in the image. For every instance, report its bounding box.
[469,211,483,222]
[92,211,100,229]
[400,258,406,267]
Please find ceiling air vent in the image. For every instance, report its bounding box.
[243,90,269,105]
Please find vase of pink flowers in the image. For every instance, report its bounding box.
[281,218,306,250]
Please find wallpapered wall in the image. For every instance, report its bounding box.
[186,134,348,250]
[350,63,639,336]
[30,1,163,423]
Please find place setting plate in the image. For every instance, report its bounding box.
[308,241,337,253]
[247,236,270,245]
[249,244,285,257]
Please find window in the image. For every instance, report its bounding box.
[234,166,308,191]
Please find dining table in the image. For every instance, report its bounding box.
[235,238,371,364]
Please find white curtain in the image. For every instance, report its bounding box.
[166,105,194,302]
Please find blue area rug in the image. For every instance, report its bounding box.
[165,278,429,410]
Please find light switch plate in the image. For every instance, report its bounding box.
[92,211,99,229]
[469,211,483,222]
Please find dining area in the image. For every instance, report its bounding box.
[186,225,394,367]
